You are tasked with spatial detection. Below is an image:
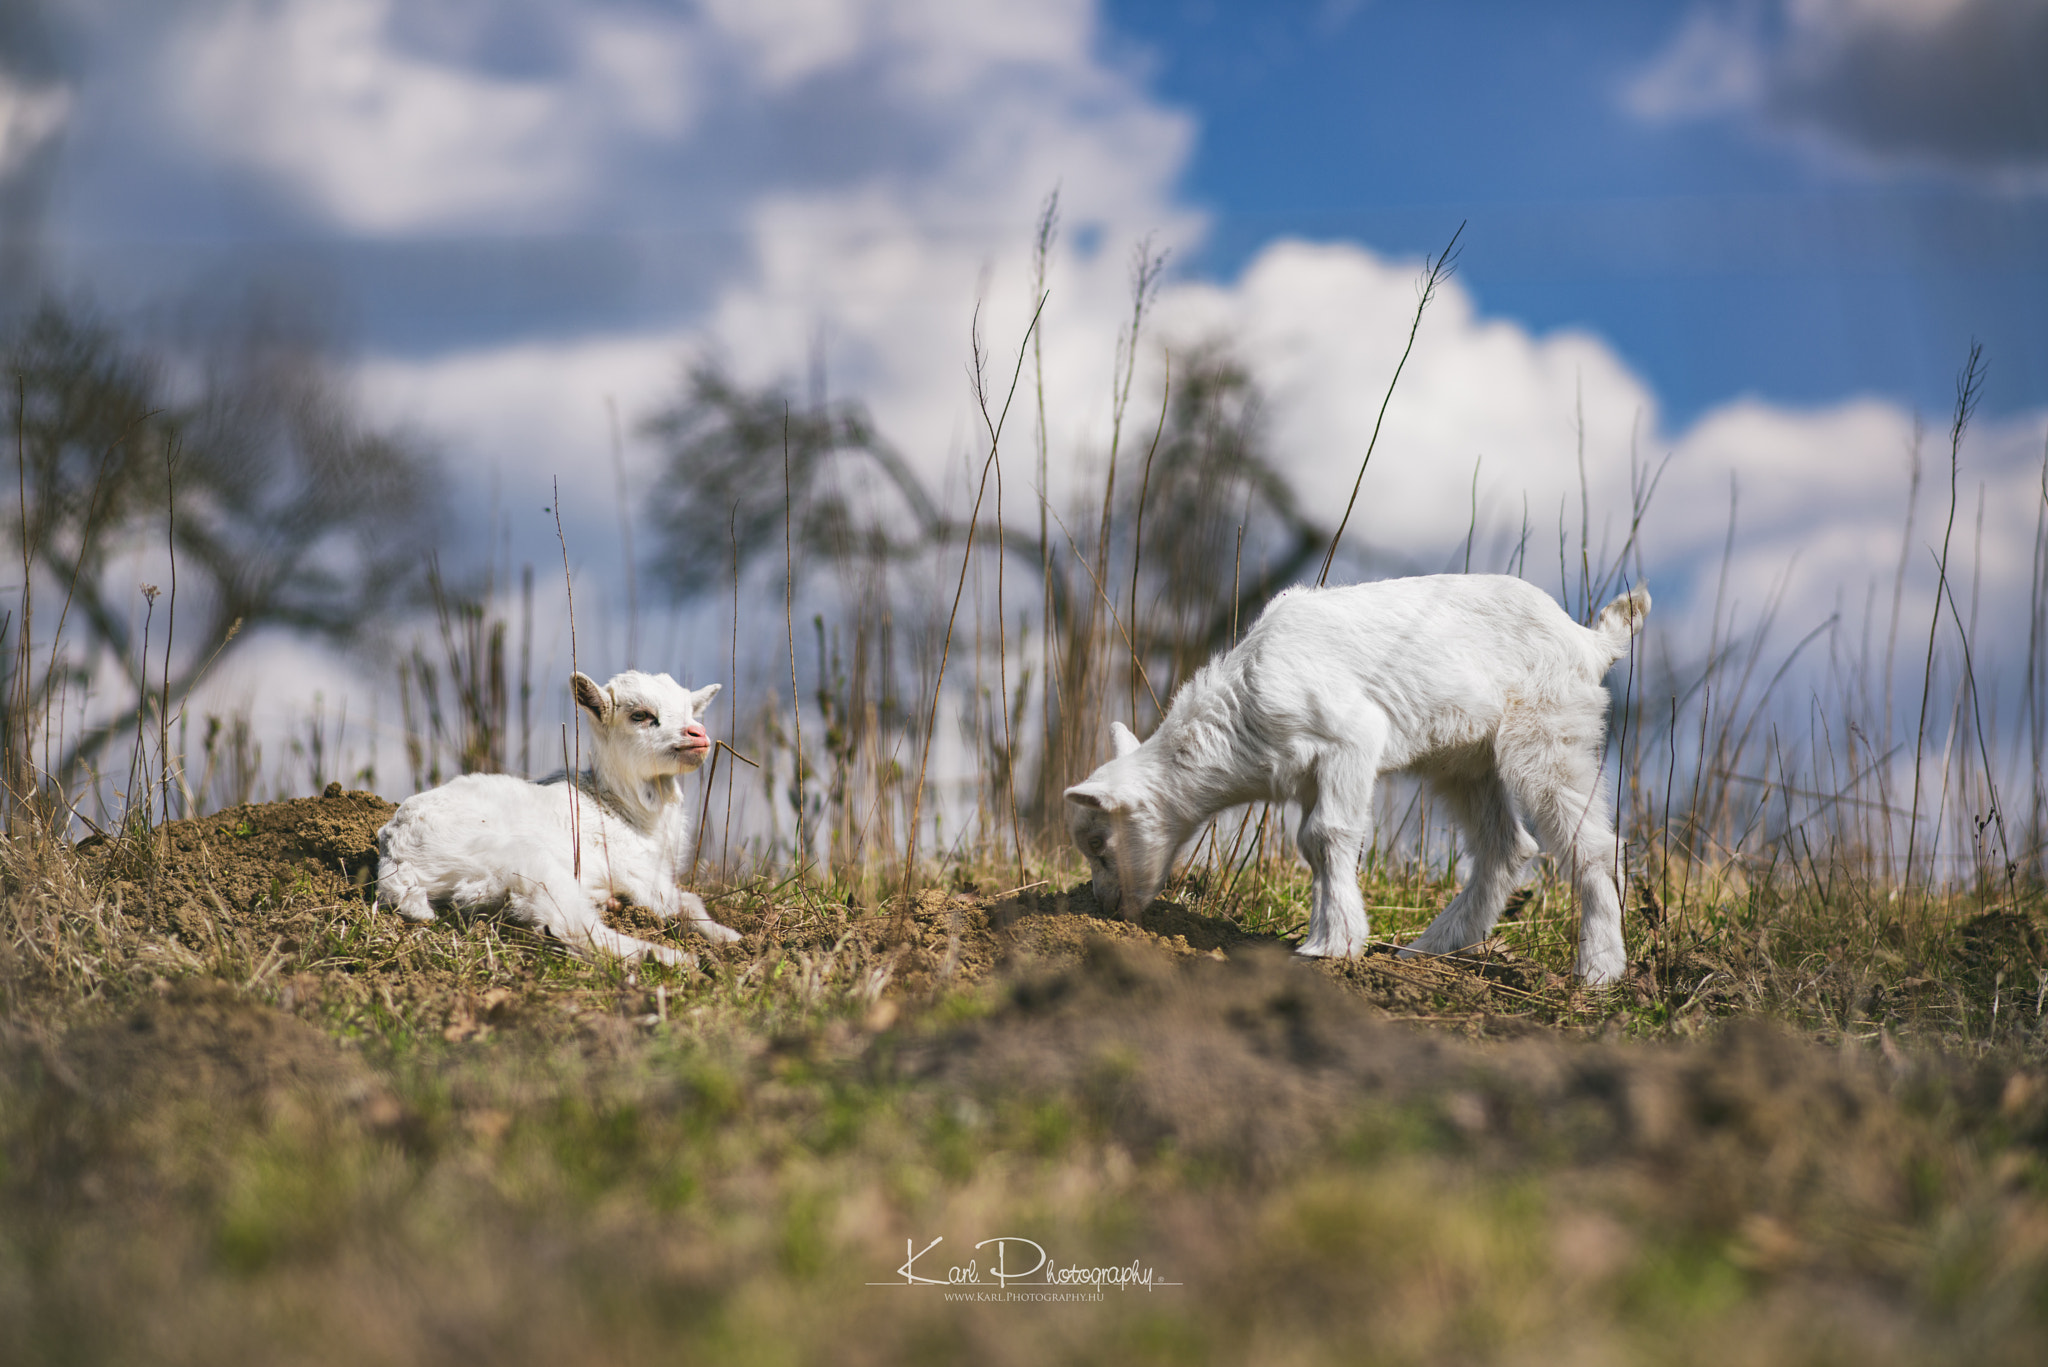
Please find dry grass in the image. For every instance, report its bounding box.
[3,790,2048,1365]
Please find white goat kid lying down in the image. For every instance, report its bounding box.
[1065,575,1650,984]
[376,670,739,966]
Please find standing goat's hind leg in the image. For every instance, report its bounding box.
[1497,719,1628,985]
[1401,769,1533,961]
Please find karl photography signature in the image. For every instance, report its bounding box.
[870,1236,1180,1301]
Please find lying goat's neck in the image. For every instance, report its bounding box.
[577,747,682,833]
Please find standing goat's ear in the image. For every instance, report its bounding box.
[1064,781,1118,812]
[1110,721,1141,759]
[689,683,723,716]
[571,672,612,724]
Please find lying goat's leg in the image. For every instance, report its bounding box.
[608,862,743,944]
[673,891,743,943]
[511,874,697,968]
[574,920,698,969]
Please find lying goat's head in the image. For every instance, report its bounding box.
[1063,721,1177,921]
[572,671,721,782]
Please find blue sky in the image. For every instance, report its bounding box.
[3,0,2047,728]
[1105,0,2047,423]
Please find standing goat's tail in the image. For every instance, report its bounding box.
[1592,585,1651,664]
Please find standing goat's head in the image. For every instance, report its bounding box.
[1063,721,1178,921]
[571,670,722,783]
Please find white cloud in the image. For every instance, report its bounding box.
[160,0,702,233]
[698,0,1103,95]
[335,0,1196,545]
[0,73,70,181]
[1160,240,1655,561]
[124,0,1159,238]
[1144,236,2047,682]
[359,329,683,505]
[179,0,2025,698]
[695,0,866,88]
[1624,8,1763,122]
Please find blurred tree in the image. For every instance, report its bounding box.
[2,301,442,815]
[640,344,1330,821]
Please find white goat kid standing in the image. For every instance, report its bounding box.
[1065,575,1649,984]
[377,670,740,966]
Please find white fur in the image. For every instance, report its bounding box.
[376,670,739,966]
[1065,575,1649,984]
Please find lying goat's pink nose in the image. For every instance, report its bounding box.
[681,723,711,750]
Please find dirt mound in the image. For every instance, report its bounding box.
[76,790,1265,987]
[912,939,1921,1197]
[5,979,397,1212]
[79,785,392,949]
[910,940,1438,1173]
[54,978,385,1118]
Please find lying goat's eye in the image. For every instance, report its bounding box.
[630,710,656,726]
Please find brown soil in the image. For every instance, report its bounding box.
[77,790,1264,982]
[2,977,402,1218]
[911,937,2046,1209]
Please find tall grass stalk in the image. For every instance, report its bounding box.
[552,479,582,880]
[1317,221,1463,587]
[895,295,1045,915]
[1907,344,1984,890]
[1032,190,1059,825]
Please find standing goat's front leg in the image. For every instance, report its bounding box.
[1294,756,1377,958]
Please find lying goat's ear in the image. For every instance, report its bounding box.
[1110,721,1141,759]
[689,683,723,715]
[571,672,612,723]
[1064,782,1117,812]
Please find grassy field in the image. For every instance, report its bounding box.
[3,787,2047,1366]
